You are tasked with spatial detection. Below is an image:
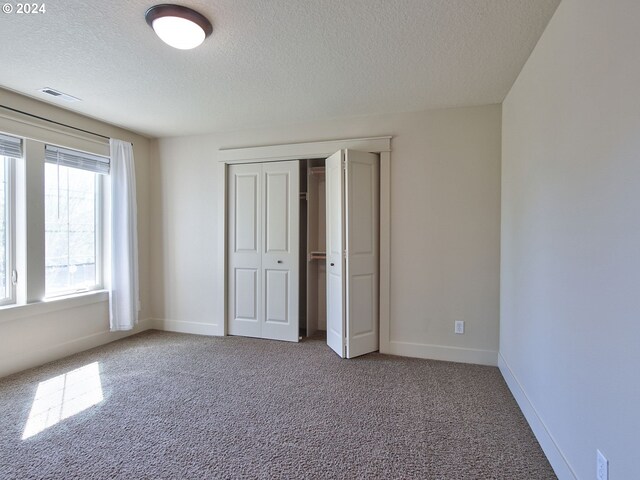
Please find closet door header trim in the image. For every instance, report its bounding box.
[218,136,391,164]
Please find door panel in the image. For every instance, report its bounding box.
[264,171,289,253]
[228,164,262,338]
[234,268,258,320]
[328,174,342,257]
[349,273,375,337]
[345,150,379,358]
[265,269,289,323]
[261,161,299,342]
[234,174,259,253]
[347,160,374,255]
[325,150,345,357]
[327,268,343,341]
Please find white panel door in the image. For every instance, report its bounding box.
[325,150,379,359]
[344,150,379,358]
[325,151,345,357]
[228,163,262,338]
[261,161,300,342]
[228,161,299,342]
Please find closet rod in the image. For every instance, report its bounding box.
[1,104,114,141]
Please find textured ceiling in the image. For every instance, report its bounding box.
[0,0,559,138]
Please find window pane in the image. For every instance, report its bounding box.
[45,163,98,296]
[0,157,8,299]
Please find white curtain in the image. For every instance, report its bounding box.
[109,139,139,331]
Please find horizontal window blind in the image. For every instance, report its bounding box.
[45,144,110,174]
[0,132,23,158]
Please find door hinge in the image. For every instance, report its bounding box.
[11,270,18,285]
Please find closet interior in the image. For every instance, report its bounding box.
[299,158,326,338]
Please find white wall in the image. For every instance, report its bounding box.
[151,104,502,365]
[0,89,152,378]
[500,0,640,478]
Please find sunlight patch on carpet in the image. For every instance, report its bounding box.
[22,362,103,440]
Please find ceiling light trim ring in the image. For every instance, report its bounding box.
[145,4,213,38]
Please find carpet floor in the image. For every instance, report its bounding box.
[0,330,556,479]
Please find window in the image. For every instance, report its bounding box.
[0,133,20,306]
[44,146,108,297]
[0,128,111,307]
[0,157,15,304]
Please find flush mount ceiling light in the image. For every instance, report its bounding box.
[145,4,213,50]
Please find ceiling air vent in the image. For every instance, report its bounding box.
[38,87,81,102]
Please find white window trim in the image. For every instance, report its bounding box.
[0,109,108,158]
[0,131,109,310]
[43,156,105,299]
[0,109,113,322]
[0,289,108,325]
[0,155,16,306]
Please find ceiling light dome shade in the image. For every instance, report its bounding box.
[145,4,213,50]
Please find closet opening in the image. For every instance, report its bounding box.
[223,137,390,358]
[299,158,327,339]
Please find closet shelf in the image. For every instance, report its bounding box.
[308,251,326,261]
[300,192,307,200]
[309,166,325,176]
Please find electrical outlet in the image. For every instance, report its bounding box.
[597,449,608,480]
[454,321,464,334]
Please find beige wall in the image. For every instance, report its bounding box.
[151,104,502,364]
[501,0,640,478]
[0,88,152,377]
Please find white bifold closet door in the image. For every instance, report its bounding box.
[325,150,379,358]
[228,161,300,342]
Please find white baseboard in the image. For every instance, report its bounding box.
[0,318,153,379]
[498,353,577,480]
[386,340,498,366]
[150,318,222,336]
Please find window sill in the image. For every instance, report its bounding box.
[0,290,109,325]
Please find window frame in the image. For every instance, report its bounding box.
[0,155,16,306]
[0,117,112,310]
[95,173,105,294]
[43,161,105,299]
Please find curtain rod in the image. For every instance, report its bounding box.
[0,104,111,141]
